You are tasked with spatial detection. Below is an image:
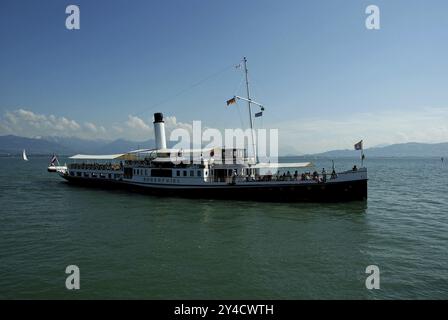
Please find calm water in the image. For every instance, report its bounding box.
[0,157,447,299]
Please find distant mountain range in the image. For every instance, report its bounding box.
[310,142,448,158]
[0,135,156,156]
[0,134,447,157]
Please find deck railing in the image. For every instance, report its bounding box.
[208,170,360,184]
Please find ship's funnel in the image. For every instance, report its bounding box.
[153,112,167,150]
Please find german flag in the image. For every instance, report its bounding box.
[226,97,236,106]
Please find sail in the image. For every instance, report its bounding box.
[23,149,28,161]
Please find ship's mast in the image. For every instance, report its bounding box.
[243,57,258,163]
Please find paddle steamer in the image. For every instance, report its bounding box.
[53,58,367,202]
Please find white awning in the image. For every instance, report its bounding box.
[251,162,313,169]
[127,148,155,154]
[69,154,125,160]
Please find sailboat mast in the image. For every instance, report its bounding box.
[243,57,257,163]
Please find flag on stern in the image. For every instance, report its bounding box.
[354,140,363,150]
[226,97,237,106]
[50,154,57,165]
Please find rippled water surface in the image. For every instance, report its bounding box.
[0,157,447,299]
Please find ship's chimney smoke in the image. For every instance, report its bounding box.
[153,112,167,150]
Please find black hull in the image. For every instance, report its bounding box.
[61,176,367,203]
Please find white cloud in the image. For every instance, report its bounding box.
[120,114,194,141]
[84,122,102,133]
[125,115,151,132]
[0,109,95,139]
[1,107,447,153]
[272,107,448,154]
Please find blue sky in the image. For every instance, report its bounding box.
[1,0,447,153]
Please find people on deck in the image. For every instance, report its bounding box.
[331,169,337,179]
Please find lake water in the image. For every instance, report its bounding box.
[0,156,447,299]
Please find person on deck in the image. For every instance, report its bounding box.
[331,169,337,179]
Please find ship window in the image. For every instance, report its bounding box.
[108,174,112,179]
[183,171,187,177]
[197,171,201,177]
[176,170,180,176]
[190,170,194,177]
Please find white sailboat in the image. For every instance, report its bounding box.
[22,149,28,161]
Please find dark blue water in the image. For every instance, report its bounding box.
[0,157,447,299]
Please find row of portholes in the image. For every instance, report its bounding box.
[133,168,209,178]
[142,177,181,184]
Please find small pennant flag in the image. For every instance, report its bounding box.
[255,111,263,118]
[354,140,363,150]
[50,154,57,165]
[226,97,236,106]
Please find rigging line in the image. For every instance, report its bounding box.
[132,63,236,118]
[233,73,245,97]
[233,74,246,130]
